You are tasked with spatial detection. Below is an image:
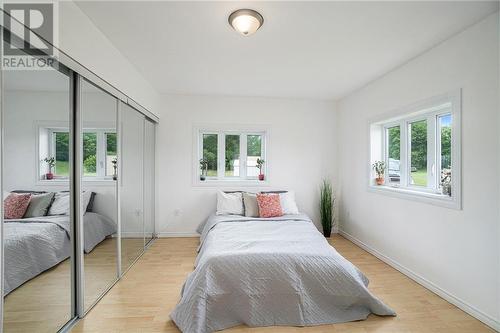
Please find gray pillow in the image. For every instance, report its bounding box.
[243,192,259,217]
[24,192,55,218]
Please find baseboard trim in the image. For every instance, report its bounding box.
[157,232,199,238]
[339,230,500,332]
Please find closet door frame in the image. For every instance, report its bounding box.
[144,118,156,246]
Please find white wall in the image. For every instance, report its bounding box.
[57,1,160,116]
[336,13,499,330]
[157,94,337,235]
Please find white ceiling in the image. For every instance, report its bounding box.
[76,1,499,101]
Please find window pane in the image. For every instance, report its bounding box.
[439,114,452,195]
[409,120,427,186]
[387,126,400,185]
[247,135,262,177]
[82,132,97,177]
[54,132,69,177]
[203,134,218,177]
[106,133,117,177]
[225,135,240,177]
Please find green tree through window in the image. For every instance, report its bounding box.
[387,126,400,160]
[203,134,218,177]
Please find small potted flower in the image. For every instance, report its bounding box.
[256,158,265,181]
[440,168,451,196]
[111,158,118,180]
[199,159,208,181]
[372,161,386,185]
[43,157,56,180]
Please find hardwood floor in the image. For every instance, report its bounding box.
[72,235,494,333]
[3,238,142,333]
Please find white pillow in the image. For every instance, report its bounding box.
[279,191,299,215]
[48,191,92,216]
[48,192,69,215]
[243,192,259,217]
[81,191,92,213]
[216,191,244,216]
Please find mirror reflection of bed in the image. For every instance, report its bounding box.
[2,69,118,332]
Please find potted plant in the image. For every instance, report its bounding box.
[256,158,265,181]
[43,157,56,180]
[440,168,451,196]
[320,179,335,238]
[111,158,118,180]
[372,161,386,185]
[199,159,208,181]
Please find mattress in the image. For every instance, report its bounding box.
[171,214,395,332]
[3,212,116,295]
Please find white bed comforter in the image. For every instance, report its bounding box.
[171,214,395,332]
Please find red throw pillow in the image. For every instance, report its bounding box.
[256,193,283,218]
[4,193,32,219]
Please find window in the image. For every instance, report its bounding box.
[105,132,117,177]
[83,132,97,177]
[225,134,240,177]
[198,130,266,182]
[202,133,218,177]
[409,119,428,187]
[53,131,70,177]
[41,128,117,180]
[370,91,461,209]
[386,125,400,185]
[246,134,262,177]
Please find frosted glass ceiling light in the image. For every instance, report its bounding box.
[228,9,264,36]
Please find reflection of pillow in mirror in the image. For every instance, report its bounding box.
[81,191,92,213]
[48,192,70,215]
[24,192,55,217]
[4,193,32,219]
[86,192,96,212]
[48,191,94,216]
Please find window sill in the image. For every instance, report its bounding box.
[368,184,460,210]
[193,178,270,188]
[37,179,117,187]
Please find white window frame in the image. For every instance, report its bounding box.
[369,90,461,209]
[193,125,269,186]
[40,127,116,182]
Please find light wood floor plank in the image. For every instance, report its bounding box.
[72,235,494,333]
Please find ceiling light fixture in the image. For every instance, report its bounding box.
[228,9,264,36]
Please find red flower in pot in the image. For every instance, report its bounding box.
[372,160,386,186]
[43,157,56,180]
[256,158,265,181]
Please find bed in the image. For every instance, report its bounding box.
[171,213,395,332]
[3,212,116,295]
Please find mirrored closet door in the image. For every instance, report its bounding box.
[80,78,119,312]
[1,21,157,333]
[2,59,73,332]
[119,103,146,272]
[144,119,156,245]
